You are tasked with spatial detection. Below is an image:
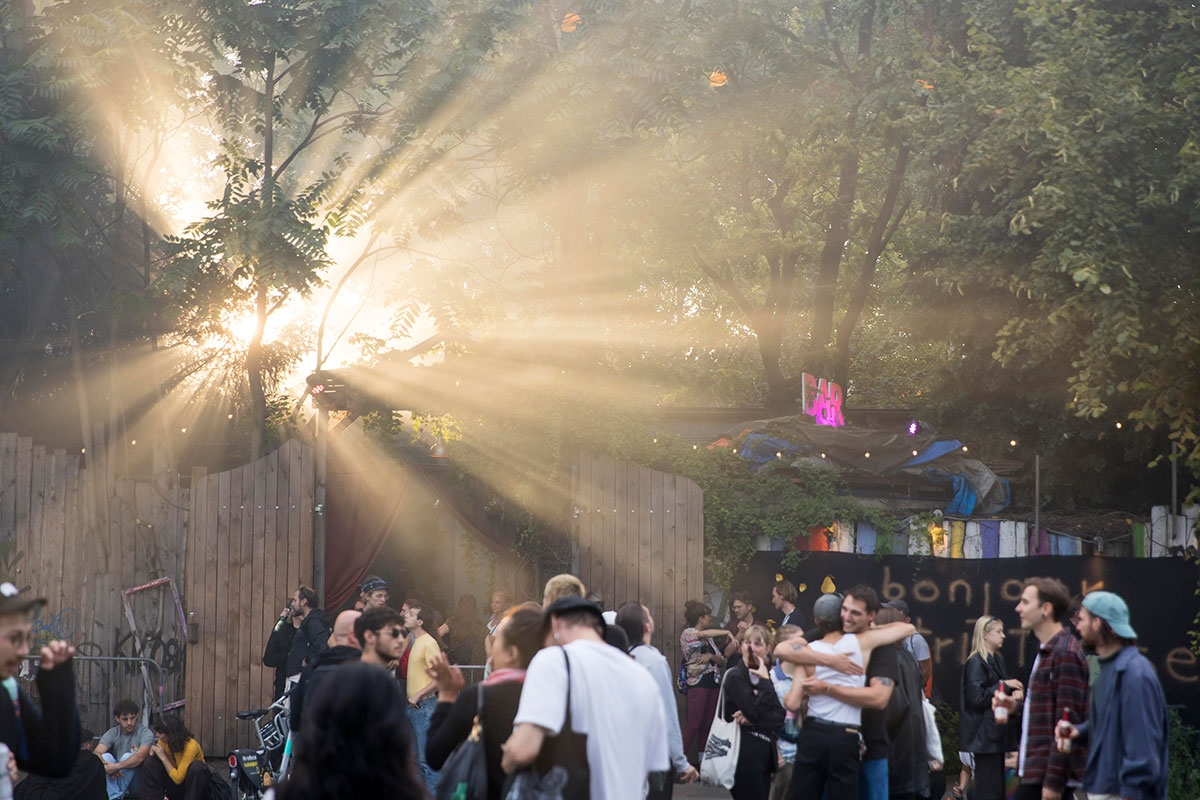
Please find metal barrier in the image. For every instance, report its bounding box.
[20,655,179,735]
[459,664,487,686]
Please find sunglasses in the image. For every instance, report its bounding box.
[377,626,404,639]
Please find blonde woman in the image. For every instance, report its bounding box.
[722,624,785,800]
[958,616,1023,800]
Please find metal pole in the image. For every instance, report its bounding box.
[314,407,328,603]
[1171,441,1178,517]
[1034,454,1040,540]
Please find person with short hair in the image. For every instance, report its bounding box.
[772,581,807,631]
[615,601,699,797]
[502,596,669,799]
[993,577,1087,800]
[357,607,406,669]
[541,574,586,607]
[0,583,81,779]
[93,699,155,799]
[403,599,444,791]
[780,590,915,800]
[1057,592,1168,800]
[886,600,933,698]
[285,586,332,681]
[723,591,757,658]
[290,609,364,731]
[357,576,390,611]
[486,591,511,635]
[140,715,208,800]
[13,726,106,800]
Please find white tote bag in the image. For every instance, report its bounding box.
[699,671,741,789]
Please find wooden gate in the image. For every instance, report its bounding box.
[183,439,314,756]
[572,451,704,671]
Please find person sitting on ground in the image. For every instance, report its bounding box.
[0,583,81,779]
[273,663,425,800]
[93,700,154,800]
[541,574,585,608]
[140,715,208,800]
[425,605,544,799]
[14,727,106,800]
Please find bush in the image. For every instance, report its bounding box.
[1168,709,1200,799]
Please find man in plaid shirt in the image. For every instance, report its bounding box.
[994,577,1088,800]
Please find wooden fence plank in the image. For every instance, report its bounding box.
[980,520,1000,559]
[0,433,16,544]
[29,446,46,602]
[15,437,32,548]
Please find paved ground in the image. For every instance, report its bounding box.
[675,782,727,798]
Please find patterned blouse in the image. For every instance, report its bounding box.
[680,627,722,687]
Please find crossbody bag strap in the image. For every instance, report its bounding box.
[561,645,573,733]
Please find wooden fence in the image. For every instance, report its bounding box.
[0,431,189,734]
[183,439,314,756]
[572,452,704,673]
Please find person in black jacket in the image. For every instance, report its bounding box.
[424,604,542,800]
[285,587,331,680]
[0,583,81,779]
[959,616,1023,800]
[723,624,785,800]
[262,596,299,700]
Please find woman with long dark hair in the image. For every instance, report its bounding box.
[958,616,1023,800]
[425,604,544,799]
[275,662,426,800]
[141,715,209,800]
[680,600,727,765]
[443,594,488,666]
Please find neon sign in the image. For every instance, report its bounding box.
[802,373,845,427]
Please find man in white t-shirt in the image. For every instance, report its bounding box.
[503,595,669,799]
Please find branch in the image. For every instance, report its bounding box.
[692,245,758,323]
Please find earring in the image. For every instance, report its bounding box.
[553,631,561,642]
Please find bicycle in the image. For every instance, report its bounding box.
[229,691,293,800]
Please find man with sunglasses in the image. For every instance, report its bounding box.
[356,606,407,668]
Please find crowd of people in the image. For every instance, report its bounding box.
[0,570,1174,800]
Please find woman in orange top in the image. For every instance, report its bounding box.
[141,714,210,800]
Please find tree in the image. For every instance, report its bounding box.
[924,0,1200,502]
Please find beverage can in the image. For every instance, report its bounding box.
[0,742,13,800]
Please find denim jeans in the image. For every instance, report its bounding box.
[100,752,144,799]
[407,694,440,792]
[858,757,888,800]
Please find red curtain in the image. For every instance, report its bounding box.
[322,442,413,611]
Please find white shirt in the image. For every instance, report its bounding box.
[807,634,866,725]
[515,639,669,799]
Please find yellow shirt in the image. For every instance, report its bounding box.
[405,632,440,700]
[162,739,205,785]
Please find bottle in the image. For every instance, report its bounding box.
[993,681,1008,723]
[1056,710,1072,753]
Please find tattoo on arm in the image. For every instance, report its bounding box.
[874,677,895,687]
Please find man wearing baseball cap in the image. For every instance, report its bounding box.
[1057,591,1168,800]
[0,582,82,779]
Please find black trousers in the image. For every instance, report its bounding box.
[973,752,1006,800]
[647,768,675,800]
[730,735,774,800]
[140,758,210,800]
[787,720,860,800]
